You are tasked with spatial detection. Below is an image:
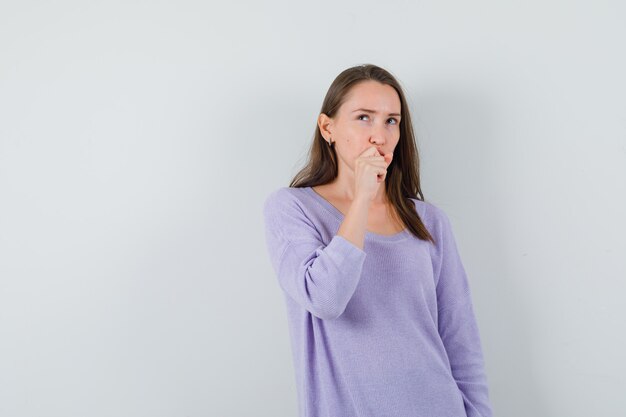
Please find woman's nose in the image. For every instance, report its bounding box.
[370,125,387,144]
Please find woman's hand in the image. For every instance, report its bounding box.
[353,146,393,203]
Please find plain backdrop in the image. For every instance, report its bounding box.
[1,1,625,416]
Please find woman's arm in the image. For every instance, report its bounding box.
[263,188,367,320]
[432,206,494,417]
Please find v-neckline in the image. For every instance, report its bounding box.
[304,186,409,242]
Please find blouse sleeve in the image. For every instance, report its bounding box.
[262,188,367,320]
[431,206,494,417]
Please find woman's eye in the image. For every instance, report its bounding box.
[357,114,398,125]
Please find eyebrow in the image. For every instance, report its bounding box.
[352,108,401,117]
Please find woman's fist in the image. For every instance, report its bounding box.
[354,146,393,202]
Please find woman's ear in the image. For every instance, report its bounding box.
[317,113,333,142]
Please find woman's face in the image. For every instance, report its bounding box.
[319,80,401,169]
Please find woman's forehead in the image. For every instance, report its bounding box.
[342,82,401,113]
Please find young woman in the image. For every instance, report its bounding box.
[263,64,493,417]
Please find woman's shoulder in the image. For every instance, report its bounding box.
[262,186,326,241]
[407,196,450,230]
[262,186,315,222]
[263,186,307,209]
[265,185,304,198]
[264,188,449,221]
[263,187,450,233]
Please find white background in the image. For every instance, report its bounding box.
[1,1,625,416]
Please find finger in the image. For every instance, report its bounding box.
[359,161,389,170]
[361,152,386,159]
[361,156,388,163]
[361,146,381,157]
